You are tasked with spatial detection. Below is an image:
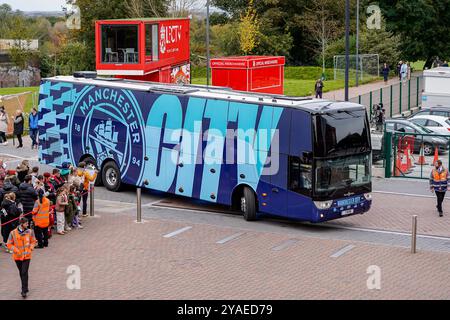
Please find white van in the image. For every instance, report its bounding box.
[422,67,450,108]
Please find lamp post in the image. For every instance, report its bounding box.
[356,0,360,87]
[344,0,350,101]
[206,0,210,87]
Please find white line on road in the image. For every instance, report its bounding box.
[216,232,245,244]
[330,244,355,258]
[271,239,299,251]
[163,226,192,238]
[373,190,450,200]
[149,203,450,241]
[323,223,450,241]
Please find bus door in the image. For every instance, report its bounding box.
[258,109,291,217]
[287,110,314,219]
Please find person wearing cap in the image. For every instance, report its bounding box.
[6,169,20,187]
[32,189,50,248]
[7,217,37,298]
[0,105,9,145]
[430,159,450,217]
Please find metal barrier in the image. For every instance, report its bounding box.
[351,75,423,119]
[384,131,450,179]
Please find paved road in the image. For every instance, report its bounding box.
[1,139,450,299]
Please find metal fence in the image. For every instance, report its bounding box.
[384,131,450,180]
[350,75,424,119]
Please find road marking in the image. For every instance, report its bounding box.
[323,223,450,241]
[216,232,245,244]
[150,202,450,241]
[330,244,355,258]
[271,239,299,251]
[373,190,450,200]
[163,226,192,238]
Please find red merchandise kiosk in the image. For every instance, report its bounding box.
[95,18,190,84]
[210,56,285,94]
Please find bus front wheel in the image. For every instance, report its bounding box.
[241,187,257,221]
[102,161,122,192]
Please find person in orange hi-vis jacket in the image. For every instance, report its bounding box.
[77,162,97,217]
[32,189,51,249]
[7,217,37,298]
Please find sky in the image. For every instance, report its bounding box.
[2,0,67,12]
[1,0,210,12]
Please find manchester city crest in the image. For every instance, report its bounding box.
[68,86,146,185]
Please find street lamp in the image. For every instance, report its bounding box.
[344,0,350,101]
[356,0,360,87]
[206,0,210,87]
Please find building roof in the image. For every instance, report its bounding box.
[45,75,365,114]
[96,17,190,23]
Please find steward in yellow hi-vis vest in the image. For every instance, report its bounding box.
[430,160,449,217]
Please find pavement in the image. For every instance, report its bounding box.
[1,138,450,300]
[323,74,421,101]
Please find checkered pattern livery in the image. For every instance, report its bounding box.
[38,80,80,167]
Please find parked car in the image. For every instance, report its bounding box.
[407,106,450,119]
[384,119,449,155]
[409,115,450,136]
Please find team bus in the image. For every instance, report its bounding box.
[38,72,372,223]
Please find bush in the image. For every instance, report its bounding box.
[191,65,334,80]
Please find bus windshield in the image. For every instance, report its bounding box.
[313,110,370,157]
[314,153,371,198]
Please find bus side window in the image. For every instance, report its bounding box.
[289,155,312,197]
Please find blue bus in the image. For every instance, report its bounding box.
[38,73,372,222]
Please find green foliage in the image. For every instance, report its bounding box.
[209,12,230,26]
[379,0,450,67]
[58,42,91,75]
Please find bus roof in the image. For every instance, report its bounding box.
[43,76,365,114]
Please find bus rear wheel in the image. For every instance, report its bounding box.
[241,187,257,221]
[102,161,122,192]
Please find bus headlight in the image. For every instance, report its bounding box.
[313,200,333,210]
[364,193,372,200]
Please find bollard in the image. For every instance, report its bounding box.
[136,187,142,223]
[411,215,417,253]
[89,184,94,217]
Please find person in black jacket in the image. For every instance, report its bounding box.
[0,178,18,204]
[17,175,38,223]
[13,110,24,148]
[1,192,22,252]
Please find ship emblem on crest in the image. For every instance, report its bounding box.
[89,119,125,165]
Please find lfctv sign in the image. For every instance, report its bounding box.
[160,24,183,54]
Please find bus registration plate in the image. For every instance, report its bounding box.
[341,209,354,216]
[337,197,361,207]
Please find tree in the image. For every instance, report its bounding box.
[301,0,343,74]
[378,0,450,69]
[238,0,259,55]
